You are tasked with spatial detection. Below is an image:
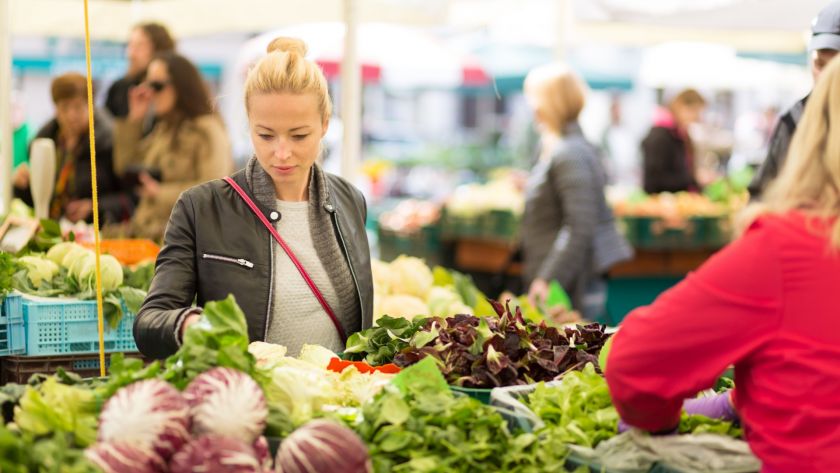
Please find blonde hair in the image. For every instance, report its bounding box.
[523,63,586,136]
[667,88,706,109]
[741,55,840,249]
[244,37,332,121]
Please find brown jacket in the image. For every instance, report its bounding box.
[115,114,233,240]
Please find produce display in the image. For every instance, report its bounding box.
[378,200,441,234]
[4,240,149,328]
[349,297,609,389]
[612,191,730,220]
[445,177,524,218]
[0,288,754,473]
[355,358,569,473]
[371,256,493,322]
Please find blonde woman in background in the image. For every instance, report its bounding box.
[520,63,632,320]
[135,38,373,360]
[606,56,840,473]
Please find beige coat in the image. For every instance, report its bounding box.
[115,114,233,240]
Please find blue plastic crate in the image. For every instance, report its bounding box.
[20,297,138,356]
[0,293,26,356]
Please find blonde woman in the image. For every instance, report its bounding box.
[521,63,632,319]
[605,57,840,473]
[135,38,373,358]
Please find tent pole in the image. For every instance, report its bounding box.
[340,0,361,182]
[0,0,12,214]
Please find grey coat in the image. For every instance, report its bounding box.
[748,96,808,199]
[521,123,633,311]
[134,159,373,359]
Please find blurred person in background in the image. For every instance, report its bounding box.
[520,63,632,320]
[749,0,840,198]
[641,88,707,194]
[105,22,176,120]
[606,54,840,473]
[13,73,131,224]
[114,52,232,241]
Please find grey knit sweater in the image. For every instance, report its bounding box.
[244,158,360,352]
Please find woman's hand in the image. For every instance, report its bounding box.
[65,199,93,222]
[180,312,201,340]
[127,84,153,122]
[13,164,30,189]
[137,171,161,199]
[528,278,549,308]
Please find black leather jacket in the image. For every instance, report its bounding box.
[134,168,373,359]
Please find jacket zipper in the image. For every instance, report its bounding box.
[201,253,254,269]
[327,205,363,320]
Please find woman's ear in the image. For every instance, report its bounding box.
[321,118,330,138]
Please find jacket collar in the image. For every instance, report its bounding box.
[241,157,334,221]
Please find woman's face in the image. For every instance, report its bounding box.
[146,60,176,117]
[248,92,328,197]
[55,96,89,139]
[126,28,154,77]
[674,102,704,128]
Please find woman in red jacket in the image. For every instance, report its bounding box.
[605,56,840,473]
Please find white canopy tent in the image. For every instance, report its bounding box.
[0,0,449,213]
[2,0,831,213]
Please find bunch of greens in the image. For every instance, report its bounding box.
[0,425,99,473]
[431,266,494,316]
[344,315,428,366]
[680,411,742,438]
[123,261,155,292]
[354,358,568,473]
[162,295,263,390]
[524,364,618,448]
[393,300,610,388]
[0,252,20,300]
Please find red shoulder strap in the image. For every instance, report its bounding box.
[224,176,347,343]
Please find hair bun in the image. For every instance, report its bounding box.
[266,37,308,56]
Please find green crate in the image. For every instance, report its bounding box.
[621,216,729,250]
[483,210,520,241]
[377,223,442,266]
[449,385,492,404]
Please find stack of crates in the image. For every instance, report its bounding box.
[0,293,139,384]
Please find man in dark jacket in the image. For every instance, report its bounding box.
[749,1,840,198]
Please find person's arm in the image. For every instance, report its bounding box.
[155,119,233,212]
[134,193,200,359]
[748,116,792,199]
[642,128,694,194]
[605,220,783,432]
[535,150,600,288]
[113,118,147,176]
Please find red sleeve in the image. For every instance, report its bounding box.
[605,219,783,431]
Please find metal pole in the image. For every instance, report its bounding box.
[0,0,12,214]
[555,0,573,61]
[340,0,361,182]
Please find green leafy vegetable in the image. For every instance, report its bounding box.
[344,315,428,366]
[123,261,155,292]
[679,413,742,438]
[354,358,568,473]
[13,377,99,448]
[162,294,262,389]
[524,364,618,448]
[0,252,19,300]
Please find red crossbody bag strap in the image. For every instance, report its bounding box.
[224,177,347,343]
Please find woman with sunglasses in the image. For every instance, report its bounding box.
[114,51,233,240]
[134,37,373,360]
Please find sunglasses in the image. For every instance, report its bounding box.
[146,80,171,93]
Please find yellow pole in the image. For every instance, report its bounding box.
[82,0,107,377]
